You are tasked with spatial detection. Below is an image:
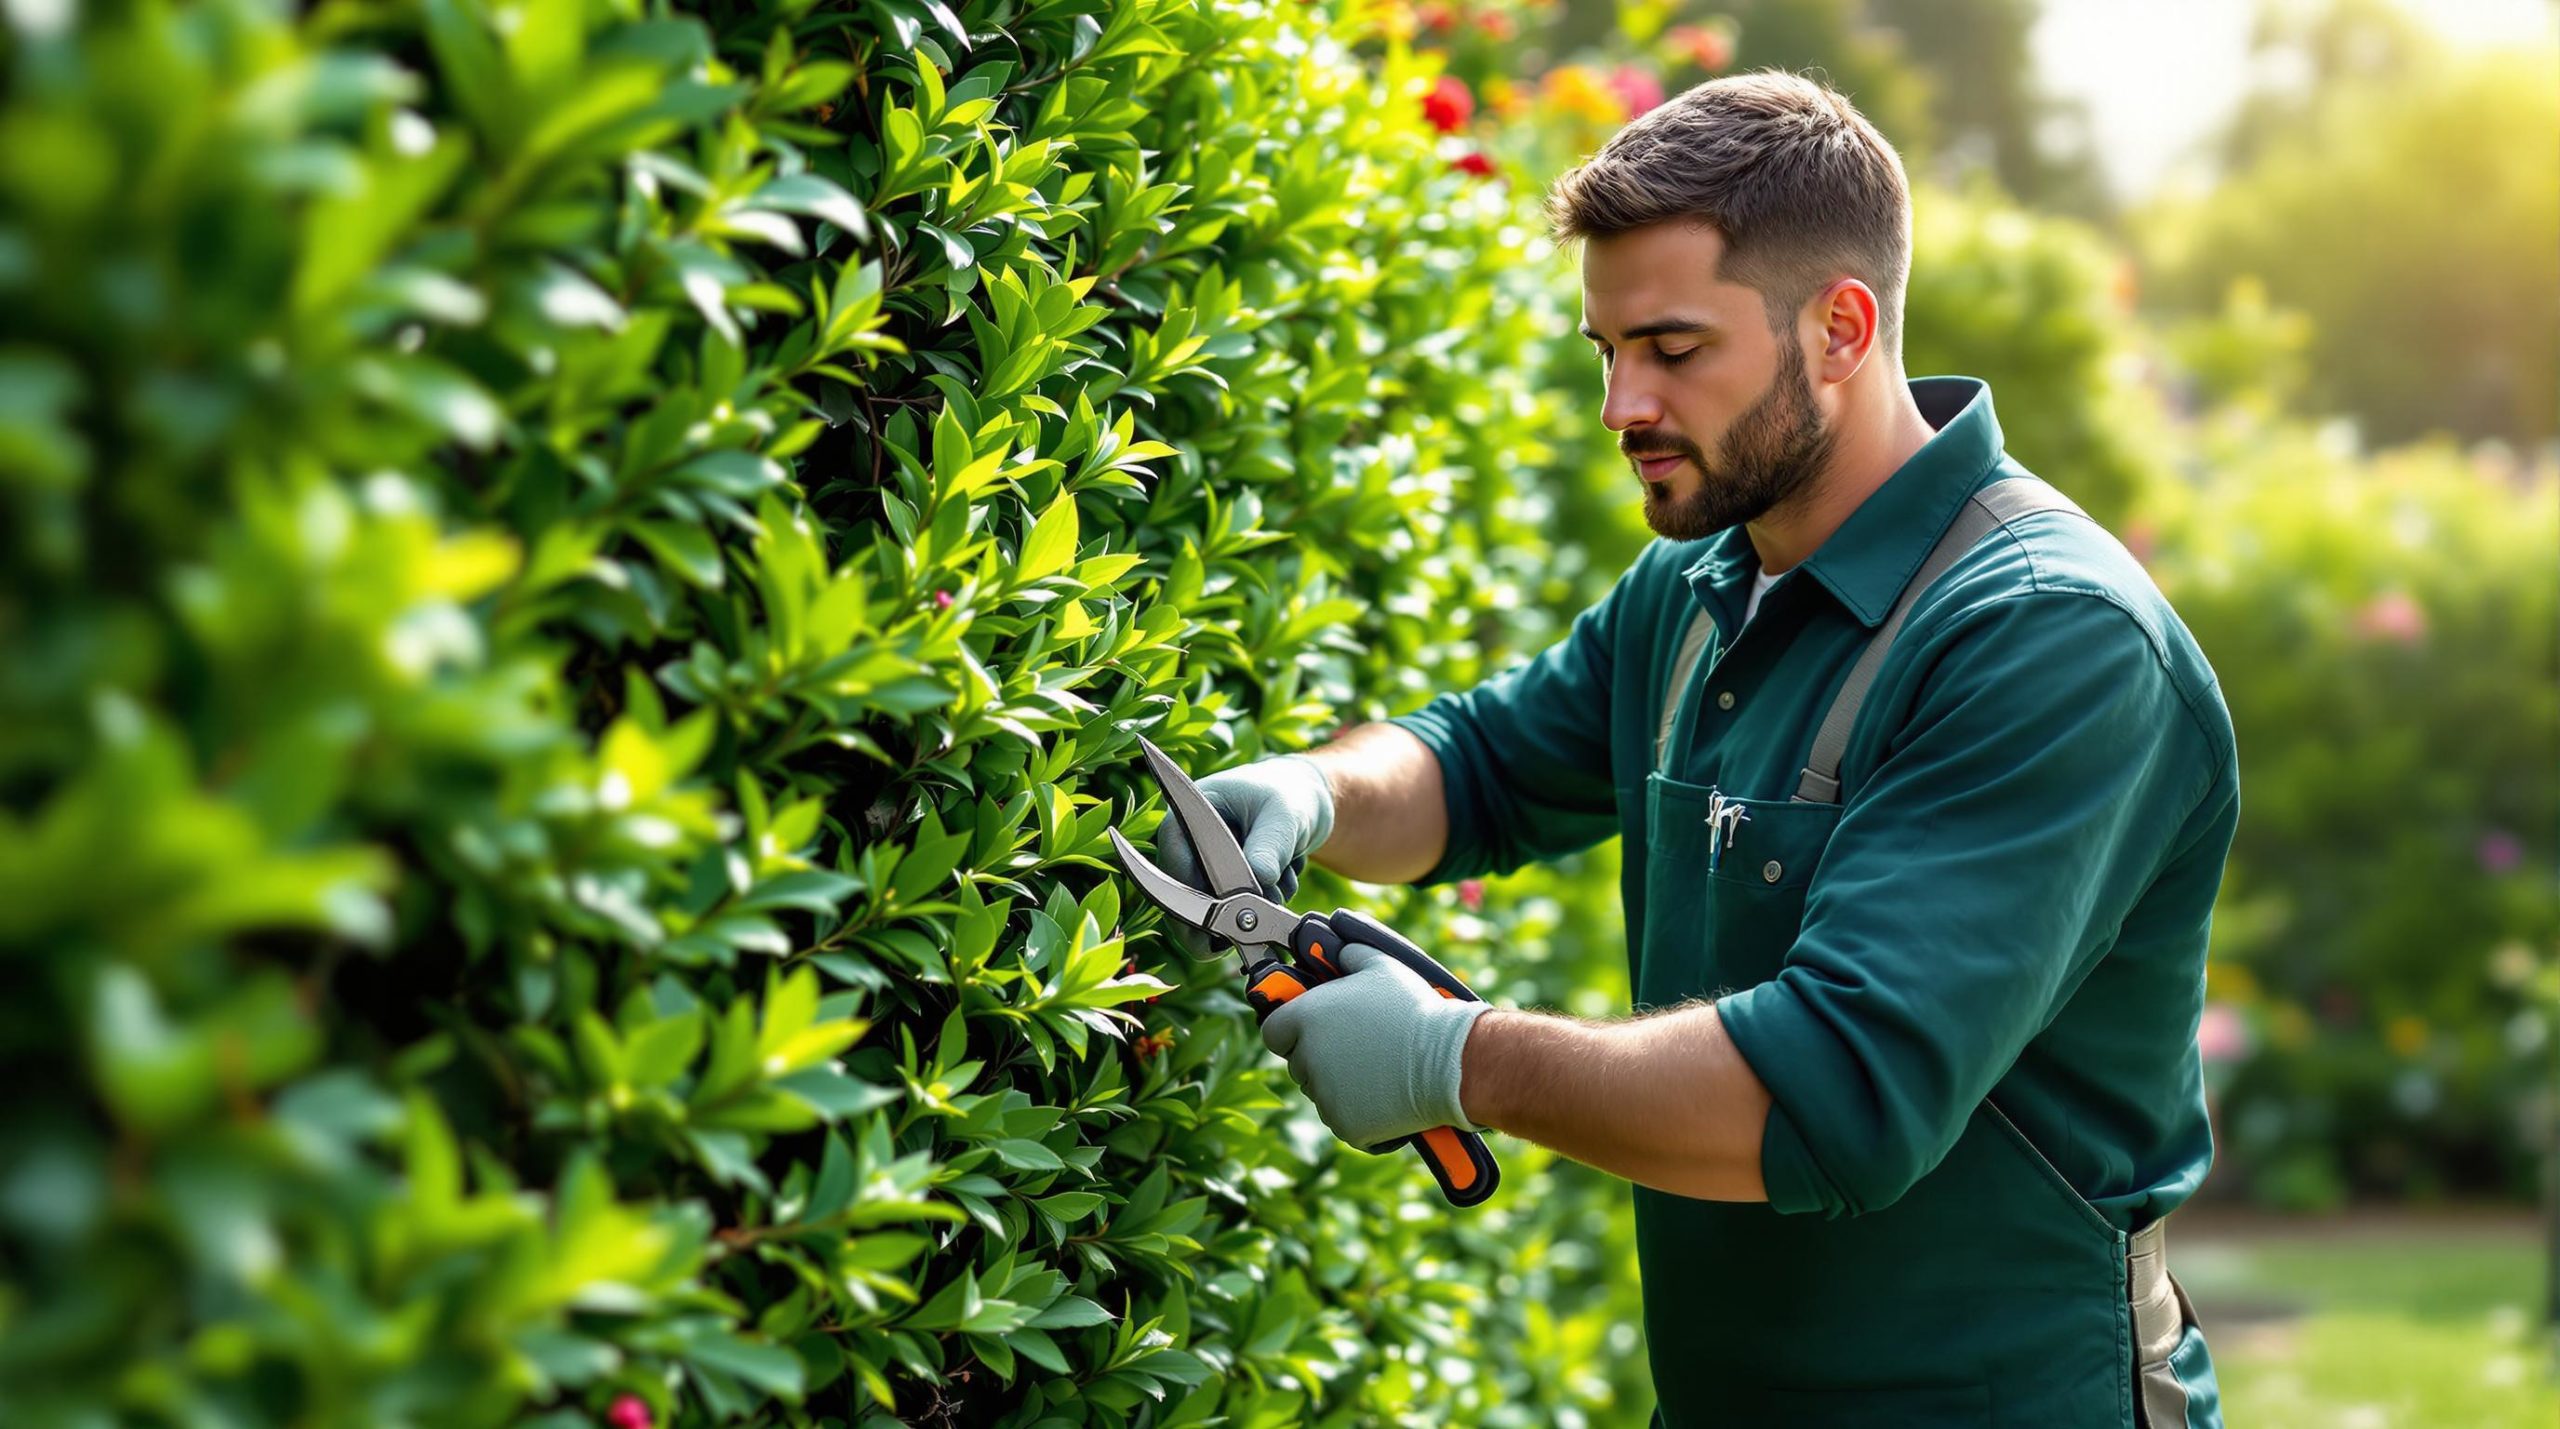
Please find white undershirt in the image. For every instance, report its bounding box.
[1743,565,1788,626]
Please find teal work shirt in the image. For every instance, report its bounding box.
[1391,376,2240,1423]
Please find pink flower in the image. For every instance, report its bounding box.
[1422,75,1476,133]
[1475,9,1514,39]
[1606,64,1664,119]
[2477,829,2524,874]
[2197,1003,2251,1065]
[1457,878,1485,910]
[2350,590,2425,644]
[607,1395,654,1429]
[2122,519,2157,568]
[934,589,954,610]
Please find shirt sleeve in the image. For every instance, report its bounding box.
[1714,591,2224,1218]
[1386,558,1640,886]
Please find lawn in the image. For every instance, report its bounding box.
[2175,1211,2555,1429]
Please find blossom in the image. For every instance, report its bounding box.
[1663,23,1733,72]
[1450,151,1497,178]
[1416,0,1456,31]
[607,1396,654,1429]
[2385,1014,2428,1058]
[2476,828,2523,874]
[1483,76,1527,119]
[1457,878,1486,910]
[2122,518,2158,567]
[1606,64,1664,119]
[934,588,953,609]
[2197,1002,2250,1065]
[1422,74,1475,133]
[1540,64,1625,125]
[2349,589,2426,644]
[1475,9,1514,40]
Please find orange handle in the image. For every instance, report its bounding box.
[1244,934,1503,1208]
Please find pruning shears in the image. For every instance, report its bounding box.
[1106,734,1502,1208]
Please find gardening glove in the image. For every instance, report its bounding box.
[1152,753,1334,957]
[1258,941,1495,1151]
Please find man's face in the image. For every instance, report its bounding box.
[1580,221,1837,543]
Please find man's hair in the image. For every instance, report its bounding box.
[1544,70,1912,359]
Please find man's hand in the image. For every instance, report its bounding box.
[1258,942,1494,1150]
[1152,754,1334,957]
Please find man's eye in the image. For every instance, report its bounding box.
[1658,348,1697,367]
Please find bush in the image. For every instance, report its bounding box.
[0,0,1642,1423]
[2137,415,2560,1208]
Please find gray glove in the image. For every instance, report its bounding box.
[1152,753,1335,957]
[1260,941,1496,1148]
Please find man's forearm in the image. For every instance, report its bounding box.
[1457,1002,1771,1202]
[1300,722,1449,886]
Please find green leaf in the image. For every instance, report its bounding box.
[1017,492,1078,583]
[684,1333,806,1399]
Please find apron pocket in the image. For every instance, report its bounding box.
[1639,774,1842,1006]
[1763,1382,1991,1428]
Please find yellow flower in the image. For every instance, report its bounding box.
[1541,64,1626,126]
[2385,1014,2428,1058]
[2205,961,2259,1004]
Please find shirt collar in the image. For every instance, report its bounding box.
[1682,375,2005,629]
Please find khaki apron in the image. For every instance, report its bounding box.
[1635,478,2217,1428]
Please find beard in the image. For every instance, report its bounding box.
[1634,335,1838,542]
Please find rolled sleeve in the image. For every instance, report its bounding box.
[1387,565,1635,886]
[1717,592,2221,1218]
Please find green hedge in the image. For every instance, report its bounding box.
[0,1,1640,1423]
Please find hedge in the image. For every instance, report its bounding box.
[0,0,1638,1424]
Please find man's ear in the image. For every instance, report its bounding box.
[1811,277,1881,384]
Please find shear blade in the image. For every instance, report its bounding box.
[1107,826,1219,932]
[1134,734,1264,900]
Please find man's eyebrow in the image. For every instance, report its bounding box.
[1578,316,1719,345]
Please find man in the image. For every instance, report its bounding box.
[1157,72,2237,1428]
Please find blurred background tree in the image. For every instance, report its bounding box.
[2135,2,2560,449]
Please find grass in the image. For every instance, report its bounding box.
[2176,1212,2557,1429]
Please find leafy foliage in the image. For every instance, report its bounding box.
[0,0,1635,1422]
[2139,417,2560,1209]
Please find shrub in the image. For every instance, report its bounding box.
[0,0,1640,1423]
[2138,416,2560,1208]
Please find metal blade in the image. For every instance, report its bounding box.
[1107,827,1220,932]
[1134,734,1262,900]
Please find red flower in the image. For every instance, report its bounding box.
[1450,151,1497,178]
[1417,0,1456,31]
[1606,64,1664,119]
[1422,75,1476,133]
[607,1396,654,1429]
[1475,9,1514,39]
[1457,878,1485,910]
[934,589,953,609]
[1665,23,1733,72]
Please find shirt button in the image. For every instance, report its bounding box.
[1762,860,1783,883]
[1716,690,1736,710]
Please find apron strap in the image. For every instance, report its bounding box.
[1792,475,2095,804]
[1653,605,1718,774]
[2129,1217,2202,1428]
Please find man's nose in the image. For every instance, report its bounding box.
[1600,371,1662,434]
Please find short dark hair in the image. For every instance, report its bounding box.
[1544,69,1912,359]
